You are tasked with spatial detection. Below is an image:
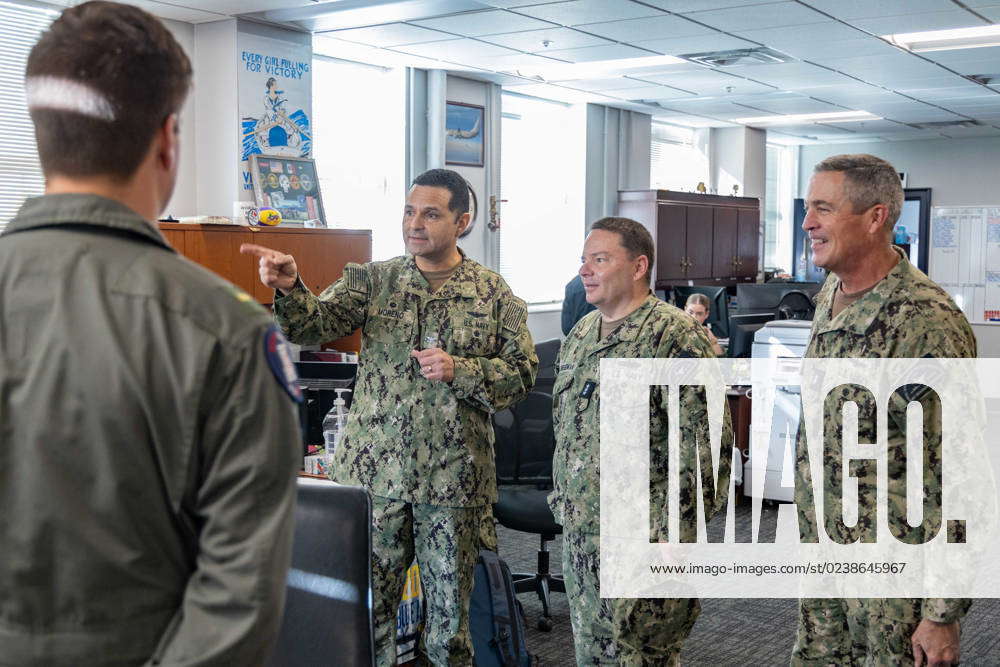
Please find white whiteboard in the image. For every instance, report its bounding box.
[930,206,1000,324]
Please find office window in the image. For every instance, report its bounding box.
[0,3,56,230]
[312,56,406,261]
[499,93,585,304]
[764,143,795,274]
[650,123,708,192]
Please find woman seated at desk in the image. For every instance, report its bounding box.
[684,293,725,357]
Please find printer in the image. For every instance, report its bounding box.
[743,320,812,502]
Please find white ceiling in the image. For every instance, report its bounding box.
[72,0,1000,144]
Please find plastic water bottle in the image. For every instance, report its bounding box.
[322,388,351,465]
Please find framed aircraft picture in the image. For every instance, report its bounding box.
[249,154,326,226]
[445,102,484,167]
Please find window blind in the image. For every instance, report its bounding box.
[0,3,54,231]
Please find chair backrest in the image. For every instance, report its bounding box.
[268,478,374,667]
[533,338,561,395]
[494,339,561,485]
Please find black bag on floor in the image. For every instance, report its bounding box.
[470,549,533,667]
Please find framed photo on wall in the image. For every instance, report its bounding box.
[445,102,484,167]
[249,154,326,225]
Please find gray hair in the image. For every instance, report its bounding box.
[814,154,903,229]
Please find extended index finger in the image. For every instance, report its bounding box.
[239,243,282,261]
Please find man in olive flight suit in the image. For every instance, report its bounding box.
[0,4,301,665]
[791,154,975,667]
[550,217,733,665]
[243,168,537,666]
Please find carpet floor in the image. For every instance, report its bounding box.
[497,496,1000,666]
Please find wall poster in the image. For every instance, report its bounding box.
[237,31,312,206]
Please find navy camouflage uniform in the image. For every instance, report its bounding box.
[791,248,976,666]
[550,294,732,665]
[274,252,536,666]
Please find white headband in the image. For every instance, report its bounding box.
[25,76,115,122]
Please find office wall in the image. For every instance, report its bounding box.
[798,137,1000,206]
[447,75,490,266]
[162,19,197,217]
[799,136,1000,356]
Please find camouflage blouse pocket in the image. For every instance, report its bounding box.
[450,312,497,355]
[365,313,413,345]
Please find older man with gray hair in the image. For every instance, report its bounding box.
[791,154,975,667]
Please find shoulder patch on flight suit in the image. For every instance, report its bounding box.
[501,300,527,333]
[263,325,303,403]
[344,264,369,293]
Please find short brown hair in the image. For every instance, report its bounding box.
[814,154,903,230]
[591,216,655,282]
[26,1,192,181]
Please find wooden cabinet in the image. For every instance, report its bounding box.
[158,223,372,352]
[618,190,761,288]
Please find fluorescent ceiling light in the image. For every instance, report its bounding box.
[883,25,1000,53]
[732,110,881,125]
[501,54,685,83]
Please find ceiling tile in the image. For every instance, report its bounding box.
[650,114,737,127]
[737,95,845,114]
[852,11,988,35]
[899,84,1000,100]
[977,6,1000,20]
[881,108,966,121]
[722,62,855,88]
[479,52,573,68]
[821,118,909,132]
[481,27,611,51]
[735,22,864,46]
[540,43,657,62]
[642,0,783,10]
[299,0,488,32]
[393,38,521,62]
[412,9,554,36]
[479,0,567,7]
[500,81,604,102]
[778,37,906,61]
[603,84,699,100]
[925,45,1000,68]
[577,15,714,42]
[637,34,758,55]
[557,76,649,90]
[799,0,958,20]
[327,23,456,47]
[513,0,665,26]
[635,69,777,95]
[681,1,828,31]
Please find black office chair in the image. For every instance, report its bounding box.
[268,478,374,667]
[493,381,565,631]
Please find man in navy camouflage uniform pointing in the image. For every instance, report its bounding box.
[243,168,537,665]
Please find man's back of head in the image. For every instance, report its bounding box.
[27,1,191,219]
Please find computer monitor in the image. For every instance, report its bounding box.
[670,285,730,339]
[735,282,822,321]
[727,313,775,358]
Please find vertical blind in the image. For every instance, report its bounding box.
[0,2,54,231]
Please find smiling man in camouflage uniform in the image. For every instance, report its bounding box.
[550,217,732,665]
[791,155,975,667]
[243,168,537,666]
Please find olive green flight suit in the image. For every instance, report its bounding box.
[0,194,301,666]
